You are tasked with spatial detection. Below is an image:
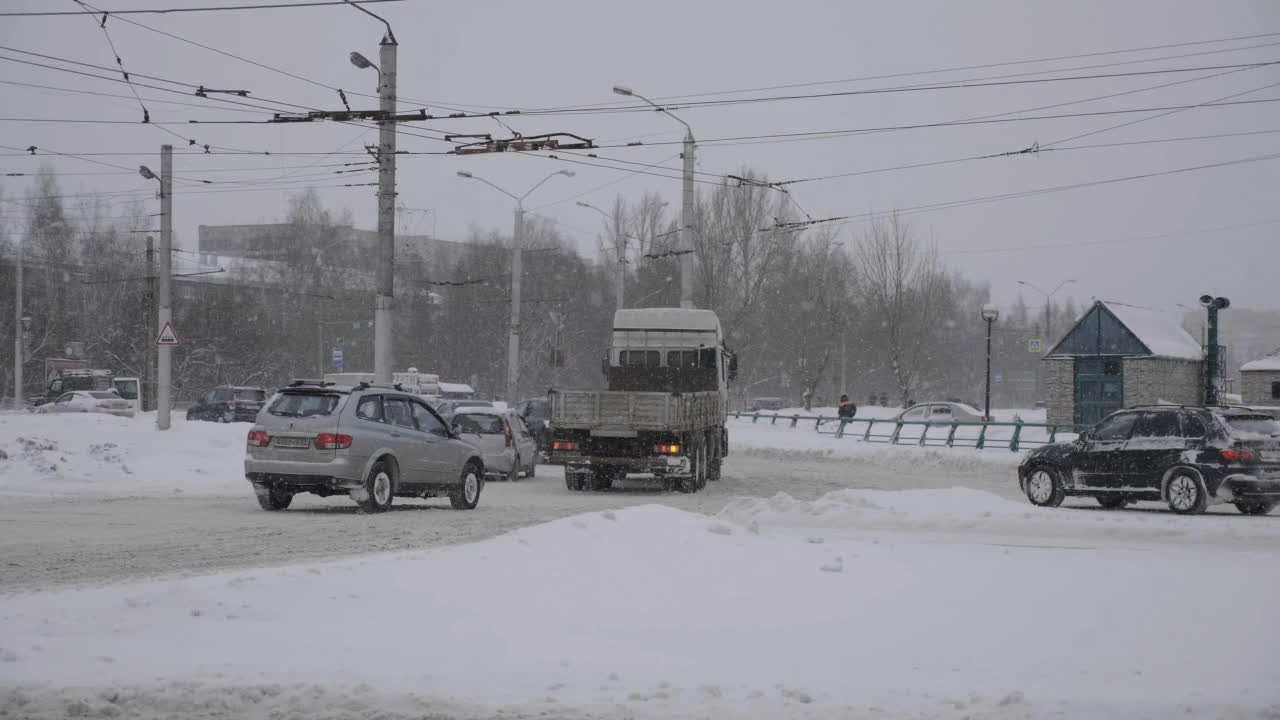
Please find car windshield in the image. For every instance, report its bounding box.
[1225,415,1280,438]
[88,391,119,400]
[234,389,266,402]
[453,413,505,434]
[111,381,138,400]
[268,392,343,417]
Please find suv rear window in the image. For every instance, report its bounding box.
[269,391,343,417]
[1224,415,1280,438]
[454,413,505,434]
[235,388,266,402]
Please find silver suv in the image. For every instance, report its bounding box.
[244,381,485,513]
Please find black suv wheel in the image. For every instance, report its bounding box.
[1024,465,1065,507]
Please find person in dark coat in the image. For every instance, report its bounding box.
[837,394,857,420]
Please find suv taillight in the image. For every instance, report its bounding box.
[314,433,353,450]
[247,430,271,447]
[1222,448,1256,463]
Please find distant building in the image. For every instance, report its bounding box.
[1043,301,1204,427]
[196,223,470,270]
[1240,350,1280,407]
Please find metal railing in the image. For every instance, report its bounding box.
[728,411,1081,452]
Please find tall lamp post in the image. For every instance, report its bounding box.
[981,306,1000,422]
[139,155,173,430]
[612,84,696,309]
[456,170,574,403]
[347,4,397,385]
[576,201,627,310]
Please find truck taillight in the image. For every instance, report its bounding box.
[655,443,682,455]
[552,440,576,451]
[247,430,271,447]
[314,433,353,450]
[1222,448,1256,463]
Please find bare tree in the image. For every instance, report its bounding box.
[855,213,947,407]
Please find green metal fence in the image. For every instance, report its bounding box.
[728,412,1081,453]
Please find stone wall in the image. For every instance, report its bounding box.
[1122,357,1203,407]
[1044,357,1074,426]
[1242,370,1280,405]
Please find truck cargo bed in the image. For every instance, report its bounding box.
[550,390,723,433]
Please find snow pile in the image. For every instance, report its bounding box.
[0,413,247,498]
[721,487,1280,546]
[3,498,1278,719]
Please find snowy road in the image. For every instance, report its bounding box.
[0,443,1018,591]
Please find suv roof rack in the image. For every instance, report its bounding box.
[355,381,406,391]
[287,378,336,388]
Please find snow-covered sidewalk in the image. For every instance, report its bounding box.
[3,489,1277,719]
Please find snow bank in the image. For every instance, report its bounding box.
[3,498,1277,719]
[0,412,247,498]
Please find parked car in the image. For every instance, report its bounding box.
[896,401,985,424]
[450,406,538,481]
[1018,405,1280,515]
[35,390,134,418]
[187,385,268,423]
[244,381,486,513]
[433,399,494,421]
[518,398,553,456]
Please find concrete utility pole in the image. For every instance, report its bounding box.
[1200,294,1230,405]
[457,169,574,403]
[12,230,22,408]
[613,85,696,308]
[158,146,173,429]
[139,151,173,428]
[576,201,625,310]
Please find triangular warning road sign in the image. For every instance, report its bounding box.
[156,321,181,346]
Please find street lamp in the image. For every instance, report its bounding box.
[981,306,1000,422]
[577,200,629,310]
[613,83,696,309]
[140,161,175,429]
[456,169,575,403]
[1199,294,1230,405]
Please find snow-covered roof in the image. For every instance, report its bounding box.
[1241,350,1280,372]
[439,382,475,394]
[613,308,721,333]
[1103,302,1203,360]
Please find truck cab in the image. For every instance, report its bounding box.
[33,369,114,407]
[606,308,735,395]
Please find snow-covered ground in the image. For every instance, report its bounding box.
[3,491,1278,719]
[3,410,1278,719]
[0,412,246,498]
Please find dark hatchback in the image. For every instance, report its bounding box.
[1019,405,1280,515]
[186,385,268,423]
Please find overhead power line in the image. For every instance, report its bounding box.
[0,0,403,17]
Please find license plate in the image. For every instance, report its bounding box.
[273,437,311,449]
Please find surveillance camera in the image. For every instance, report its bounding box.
[1199,295,1214,307]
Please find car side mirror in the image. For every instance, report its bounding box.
[451,422,462,435]
[728,354,739,381]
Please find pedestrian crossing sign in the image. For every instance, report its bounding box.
[156,321,181,346]
[1028,338,1044,353]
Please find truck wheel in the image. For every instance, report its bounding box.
[707,431,722,481]
[679,446,705,494]
[565,467,586,492]
[450,463,483,510]
[589,467,615,491]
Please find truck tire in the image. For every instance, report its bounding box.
[707,430,722,482]
[565,467,586,492]
[679,444,705,494]
[589,466,616,491]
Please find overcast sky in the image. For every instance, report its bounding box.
[2,0,1278,313]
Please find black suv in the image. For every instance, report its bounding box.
[1019,406,1280,515]
[187,385,268,423]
